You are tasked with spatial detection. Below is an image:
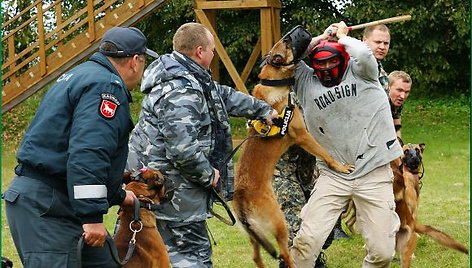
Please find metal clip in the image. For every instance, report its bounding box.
[128,220,143,244]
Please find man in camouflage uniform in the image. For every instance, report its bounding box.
[386,70,412,138]
[362,24,391,92]
[126,22,277,268]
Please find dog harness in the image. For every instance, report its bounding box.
[248,92,296,137]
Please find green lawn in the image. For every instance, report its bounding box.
[1,96,470,267]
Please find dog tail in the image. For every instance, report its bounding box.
[237,210,278,259]
[415,223,469,254]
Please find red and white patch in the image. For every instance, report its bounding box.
[100,99,118,118]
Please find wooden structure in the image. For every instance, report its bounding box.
[1,0,281,112]
[195,0,281,94]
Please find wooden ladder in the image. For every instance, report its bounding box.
[2,0,282,113]
[1,0,167,113]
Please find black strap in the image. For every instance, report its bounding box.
[77,196,140,267]
[209,135,258,226]
[77,233,134,267]
[210,188,237,226]
[260,77,295,87]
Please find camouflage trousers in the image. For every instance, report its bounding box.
[273,145,317,246]
[157,220,213,268]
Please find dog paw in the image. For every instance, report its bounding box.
[334,163,355,174]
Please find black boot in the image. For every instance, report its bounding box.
[279,259,288,268]
[314,251,328,268]
[333,216,350,240]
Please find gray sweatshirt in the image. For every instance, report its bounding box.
[295,36,402,180]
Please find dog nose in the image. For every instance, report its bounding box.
[406,157,420,170]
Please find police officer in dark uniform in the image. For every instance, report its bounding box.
[3,26,158,268]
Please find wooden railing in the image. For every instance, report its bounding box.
[1,0,281,112]
[1,0,166,112]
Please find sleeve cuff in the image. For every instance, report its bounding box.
[81,214,104,224]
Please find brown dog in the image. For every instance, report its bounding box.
[392,142,468,267]
[232,30,355,268]
[114,169,171,268]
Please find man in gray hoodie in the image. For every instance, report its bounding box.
[290,22,402,268]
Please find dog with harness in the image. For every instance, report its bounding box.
[392,141,468,267]
[232,26,355,268]
[112,169,175,268]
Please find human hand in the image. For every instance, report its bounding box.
[121,190,136,207]
[335,21,349,39]
[323,23,338,38]
[212,168,220,188]
[264,109,279,125]
[82,223,107,247]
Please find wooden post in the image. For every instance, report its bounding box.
[194,0,281,94]
[195,9,248,94]
[56,2,64,47]
[8,36,16,72]
[37,1,47,76]
[205,9,220,82]
[87,0,95,42]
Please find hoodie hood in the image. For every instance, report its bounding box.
[140,51,212,95]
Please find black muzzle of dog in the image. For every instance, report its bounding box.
[282,25,312,63]
[161,178,176,203]
[402,144,422,171]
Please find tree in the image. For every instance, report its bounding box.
[139,0,469,97]
[342,0,470,97]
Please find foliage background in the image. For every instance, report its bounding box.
[2,0,469,96]
[133,0,470,97]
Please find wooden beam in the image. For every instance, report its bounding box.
[204,9,220,82]
[260,8,273,55]
[240,38,261,83]
[37,2,47,76]
[195,0,281,10]
[195,9,249,94]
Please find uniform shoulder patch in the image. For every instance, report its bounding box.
[99,93,120,119]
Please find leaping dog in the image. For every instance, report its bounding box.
[232,26,355,268]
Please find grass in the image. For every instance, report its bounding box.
[1,94,470,267]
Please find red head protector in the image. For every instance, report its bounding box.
[309,40,350,87]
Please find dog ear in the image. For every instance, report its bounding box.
[419,143,425,152]
[122,171,132,184]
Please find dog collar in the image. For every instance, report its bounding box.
[260,77,295,87]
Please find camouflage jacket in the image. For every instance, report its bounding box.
[379,62,403,119]
[127,51,273,222]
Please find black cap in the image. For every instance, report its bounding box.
[99,27,159,58]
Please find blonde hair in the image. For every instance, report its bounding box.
[388,70,412,85]
[362,24,390,39]
[173,22,212,55]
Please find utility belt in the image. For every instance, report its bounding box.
[15,163,68,194]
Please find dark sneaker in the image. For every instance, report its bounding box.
[333,226,350,240]
[315,251,328,268]
[279,259,288,268]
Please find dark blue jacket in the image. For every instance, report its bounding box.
[16,52,134,223]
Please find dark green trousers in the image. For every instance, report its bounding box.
[4,176,120,268]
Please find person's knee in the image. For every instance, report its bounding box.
[291,234,320,260]
[365,245,395,265]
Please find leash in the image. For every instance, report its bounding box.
[77,196,142,267]
[209,135,260,226]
